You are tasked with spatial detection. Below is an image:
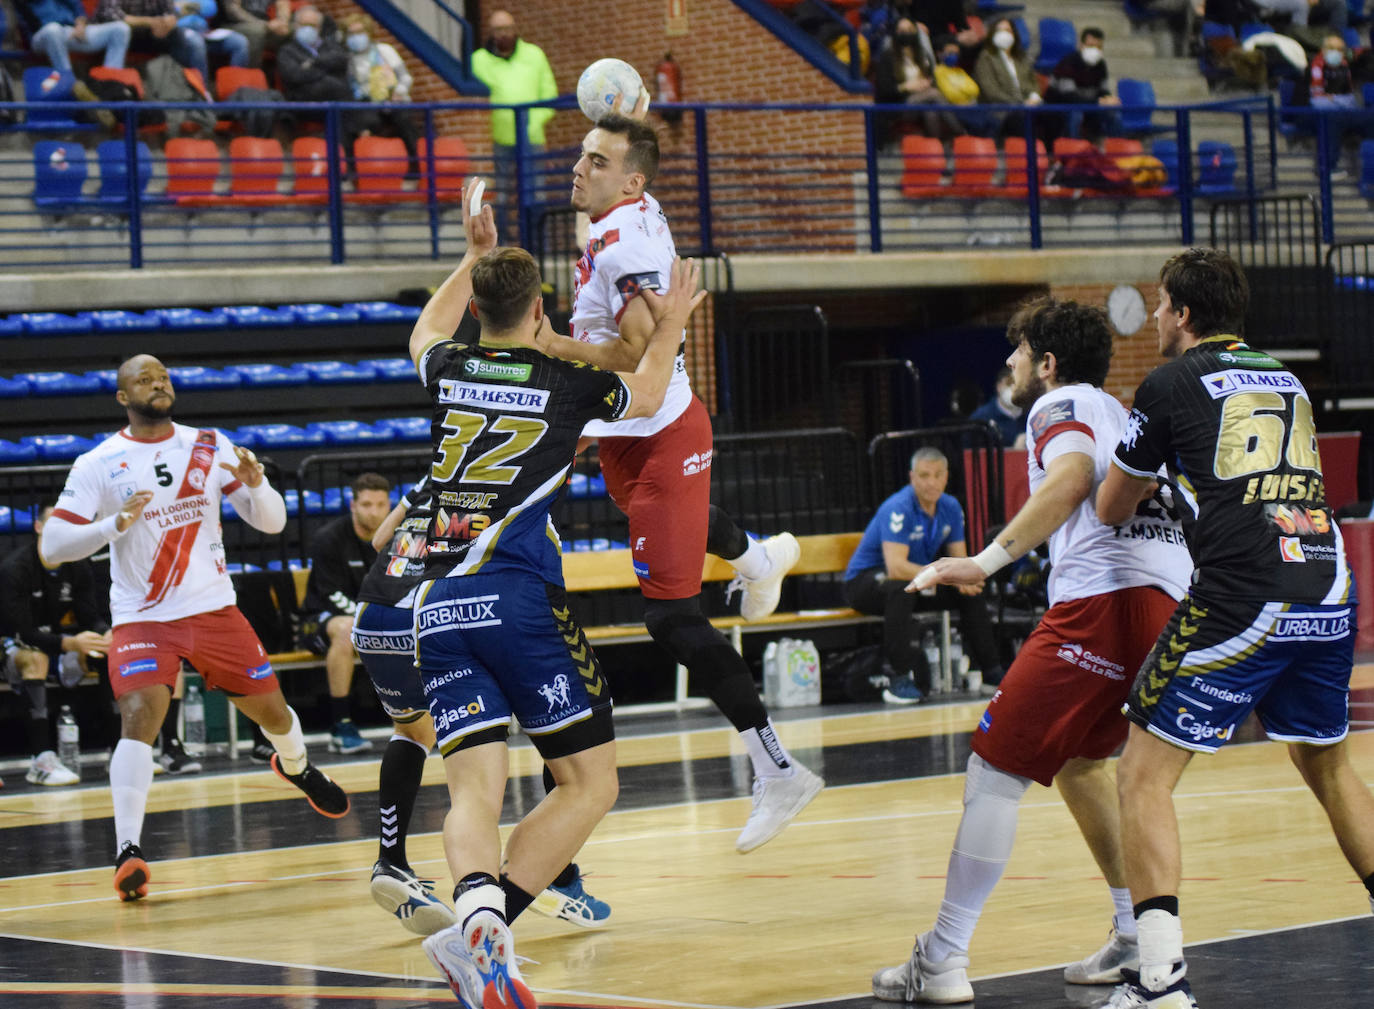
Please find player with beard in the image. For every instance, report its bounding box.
[40,354,348,902]
[871,298,1193,1004]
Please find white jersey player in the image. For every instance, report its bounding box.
[873,299,1193,1004]
[40,355,349,904]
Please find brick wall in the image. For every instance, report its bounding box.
[1049,281,1165,406]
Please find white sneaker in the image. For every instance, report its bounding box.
[371,859,457,936]
[466,909,536,1009]
[423,922,486,1009]
[1103,968,1198,1008]
[1065,926,1140,984]
[735,762,823,853]
[26,750,79,787]
[737,532,801,622]
[872,932,974,1004]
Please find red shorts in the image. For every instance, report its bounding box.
[109,606,278,700]
[970,585,1178,786]
[597,396,713,600]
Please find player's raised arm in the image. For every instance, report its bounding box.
[614,258,704,418]
[409,178,498,369]
[220,443,287,535]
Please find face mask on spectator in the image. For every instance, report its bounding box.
[1081,45,1103,66]
[942,52,960,66]
[294,24,320,48]
[347,32,369,52]
[895,32,921,49]
[993,30,1015,51]
[1325,48,1345,65]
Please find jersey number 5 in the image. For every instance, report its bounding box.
[432,410,549,484]
[1213,392,1319,480]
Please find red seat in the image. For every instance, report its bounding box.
[417,136,469,201]
[165,137,223,206]
[899,135,947,199]
[215,66,269,102]
[90,65,144,99]
[1102,137,1144,158]
[1001,137,1048,196]
[348,136,420,204]
[227,135,288,204]
[289,136,340,204]
[949,136,998,196]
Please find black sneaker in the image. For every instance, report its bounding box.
[249,740,275,763]
[269,753,350,818]
[114,841,150,902]
[158,737,203,775]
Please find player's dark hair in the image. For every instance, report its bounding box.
[1006,296,1114,387]
[1159,247,1249,339]
[471,247,542,334]
[1080,26,1104,43]
[595,114,660,187]
[351,471,390,495]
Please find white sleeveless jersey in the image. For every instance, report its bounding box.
[1024,383,1193,606]
[569,192,693,438]
[53,424,243,625]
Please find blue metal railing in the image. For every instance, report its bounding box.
[0,93,1333,272]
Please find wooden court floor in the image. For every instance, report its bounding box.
[1,666,1372,1009]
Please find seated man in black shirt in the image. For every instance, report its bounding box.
[0,505,111,786]
[301,471,390,753]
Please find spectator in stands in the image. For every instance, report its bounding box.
[1045,26,1122,141]
[470,9,556,206]
[968,367,1026,448]
[1304,33,1369,178]
[933,36,980,106]
[217,0,289,69]
[300,471,390,755]
[342,12,420,177]
[0,505,110,787]
[175,0,249,77]
[873,17,966,145]
[278,4,379,178]
[843,447,1006,704]
[91,0,209,85]
[973,18,1041,138]
[908,0,984,52]
[17,0,132,73]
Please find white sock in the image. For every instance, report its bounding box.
[261,706,308,775]
[454,880,506,929]
[1111,886,1137,938]
[1136,908,1185,991]
[109,738,155,856]
[742,720,794,777]
[926,754,1029,963]
[731,537,770,580]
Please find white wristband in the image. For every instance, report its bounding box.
[971,541,1015,577]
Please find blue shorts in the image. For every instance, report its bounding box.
[413,571,612,757]
[1126,593,1355,753]
[352,601,426,723]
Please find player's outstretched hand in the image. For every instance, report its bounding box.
[219,445,266,488]
[115,489,155,533]
[610,89,651,121]
[907,557,985,593]
[640,257,706,325]
[462,177,497,255]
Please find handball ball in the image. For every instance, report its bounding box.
[577,58,645,122]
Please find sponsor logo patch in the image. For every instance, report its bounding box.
[1200,368,1303,399]
[247,662,272,679]
[1278,536,1305,563]
[1030,399,1077,442]
[462,358,532,382]
[118,658,159,677]
[682,450,713,476]
[632,559,650,579]
[1054,641,1127,680]
[615,271,662,299]
[437,379,550,413]
[433,696,489,735]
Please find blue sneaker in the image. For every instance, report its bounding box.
[370,858,457,936]
[530,865,611,928]
[882,675,924,705]
[329,719,371,754]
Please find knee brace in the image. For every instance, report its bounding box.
[952,753,1032,862]
[643,596,766,730]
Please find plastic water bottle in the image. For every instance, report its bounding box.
[57,705,81,780]
[184,684,206,756]
[949,628,964,675]
[921,630,940,674]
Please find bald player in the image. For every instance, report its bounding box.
[41,354,349,903]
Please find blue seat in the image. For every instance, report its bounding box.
[566,472,608,498]
[168,365,242,389]
[305,420,393,445]
[0,505,35,532]
[96,140,155,208]
[234,423,325,447]
[379,416,430,442]
[1276,78,1315,142]
[230,363,311,387]
[345,301,422,323]
[16,371,103,396]
[302,360,377,384]
[0,376,30,397]
[18,311,93,334]
[157,306,230,329]
[23,67,82,128]
[0,439,39,463]
[359,357,416,382]
[1237,22,1268,42]
[1116,79,1169,136]
[322,487,346,513]
[1035,18,1077,74]
[1012,16,1031,51]
[289,303,362,324]
[1123,0,1170,24]
[1151,138,1180,188]
[1360,139,1374,199]
[88,368,117,391]
[0,316,21,336]
[223,304,296,327]
[22,433,96,459]
[1198,22,1237,87]
[32,140,88,210]
[89,308,163,331]
[1196,140,1238,195]
[279,489,325,516]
